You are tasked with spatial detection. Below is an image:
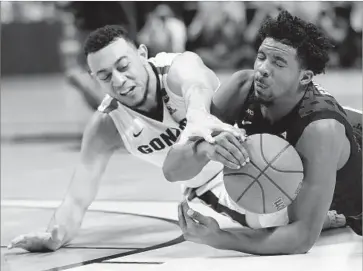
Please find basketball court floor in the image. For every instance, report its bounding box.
[1,71,362,271]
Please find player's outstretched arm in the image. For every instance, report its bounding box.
[163,69,253,182]
[179,119,347,255]
[168,52,244,143]
[163,131,249,182]
[8,112,122,252]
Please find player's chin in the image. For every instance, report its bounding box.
[129,96,147,109]
[255,95,273,106]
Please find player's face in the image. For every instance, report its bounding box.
[87,38,149,109]
[253,38,302,105]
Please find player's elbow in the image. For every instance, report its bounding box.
[292,240,314,255]
[162,167,176,183]
[290,231,316,255]
[162,160,179,183]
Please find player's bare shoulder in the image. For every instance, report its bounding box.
[296,119,349,167]
[211,70,254,123]
[82,111,122,153]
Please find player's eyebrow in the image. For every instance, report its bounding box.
[96,56,127,76]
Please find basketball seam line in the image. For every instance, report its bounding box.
[261,171,296,202]
[227,136,294,206]
[254,179,265,213]
[259,134,296,201]
[259,134,303,174]
[225,135,299,209]
[226,172,260,203]
[251,160,294,202]
[226,161,295,204]
[226,171,267,213]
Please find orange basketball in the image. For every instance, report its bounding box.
[224,133,304,214]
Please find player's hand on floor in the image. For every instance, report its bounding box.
[184,108,246,144]
[8,226,63,252]
[198,131,249,169]
[178,200,222,246]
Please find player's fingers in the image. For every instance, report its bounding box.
[225,132,250,166]
[181,202,200,232]
[213,146,240,169]
[219,133,248,165]
[240,146,250,165]
[178,203,187,232]
[186,208,210,226]
[214,136,242,163]
[8,237,29,250]
[8,235,26,249]
[50,226,60,242]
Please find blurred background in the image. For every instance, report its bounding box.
[1,1,362,75]
[1,1,362,140]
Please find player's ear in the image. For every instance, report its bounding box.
[299,70,314,86]
[138,44,148,60]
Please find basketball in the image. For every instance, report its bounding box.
[223,133,304,214]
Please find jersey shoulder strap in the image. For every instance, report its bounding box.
[97,94,119,114]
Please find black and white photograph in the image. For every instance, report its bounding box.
[1,1,362,271]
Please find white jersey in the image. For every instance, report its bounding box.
[98,52,223,187]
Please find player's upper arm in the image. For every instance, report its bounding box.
[211,70,254,124]
[80,111,122,165]
[65,112,122,208]
[288,119,347,252]
[166,52,220,97]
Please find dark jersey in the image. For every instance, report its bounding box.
[235,82,362,220]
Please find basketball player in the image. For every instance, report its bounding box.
[8,23,346,252]
[165,10,362,254]
[7,25,247,252]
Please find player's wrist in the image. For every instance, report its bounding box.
[208,229,232,249]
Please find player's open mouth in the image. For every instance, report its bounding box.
[120,86,135,96]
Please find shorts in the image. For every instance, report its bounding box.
[184,171,289,229]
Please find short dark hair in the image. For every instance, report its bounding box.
[83,25,136,56]
[257,10,334,75]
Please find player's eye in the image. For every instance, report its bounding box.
[100,74,112,82]
[116,64,129,72]
[117,60,129,72]
[275,61,285,68]
[257,53,265,60]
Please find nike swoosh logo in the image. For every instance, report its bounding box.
[133,129,143,137]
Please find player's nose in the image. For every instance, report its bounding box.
[111,70,127,88]
[257,61,271,78]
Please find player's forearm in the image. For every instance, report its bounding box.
[214,223,312,255]
[184,84,214,113]
[46,167,102,248]
[47,197,87,248]
[163,140,209,182]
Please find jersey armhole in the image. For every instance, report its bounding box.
[291,111,350,146]
[82,112,122,156]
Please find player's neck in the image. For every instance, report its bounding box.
[262,85,307,123]
[136,63,159,113]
